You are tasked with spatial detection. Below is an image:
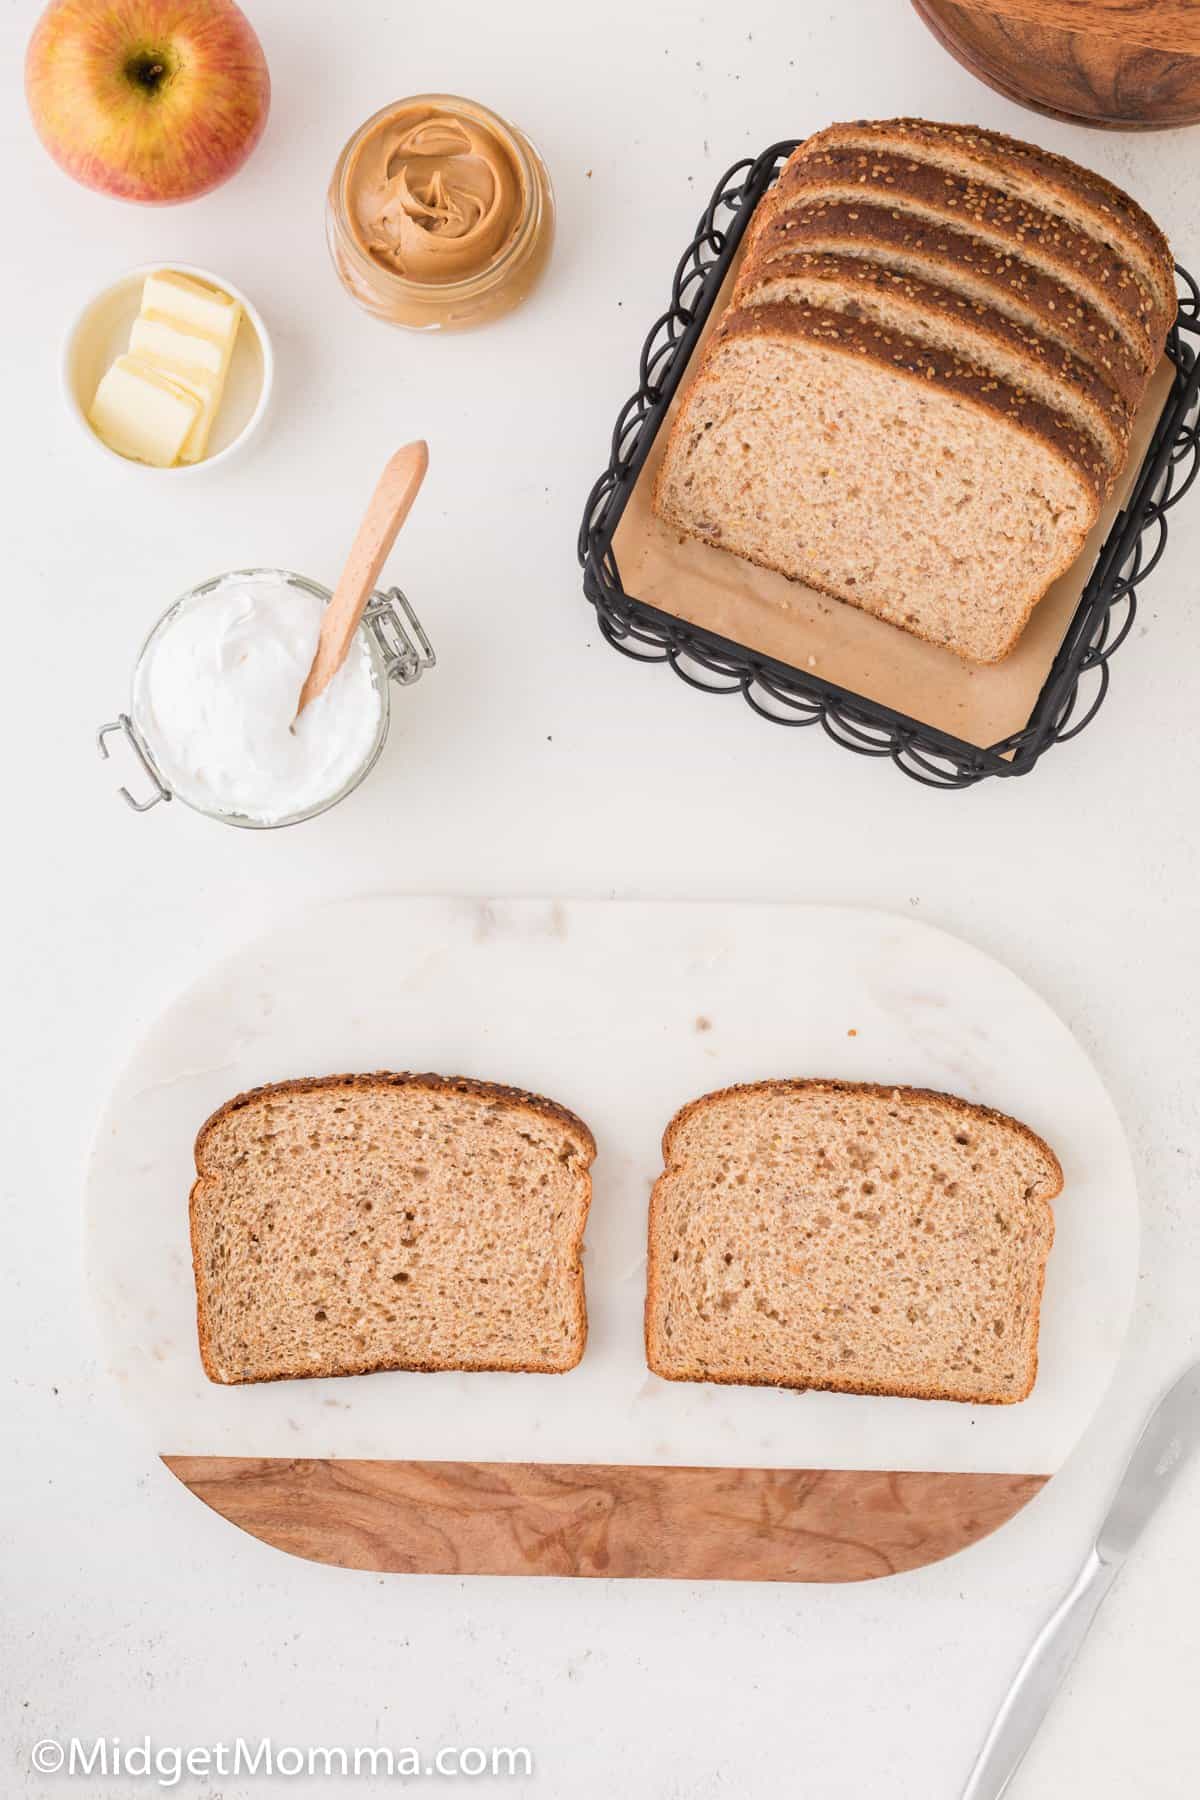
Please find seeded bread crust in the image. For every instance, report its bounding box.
[803,119,1176,320]
[645,1080,1063,1405]
[732,250,1132,468]
[759,148,1161,362]
[191,1072,597,1384]
[739,199,1149,409]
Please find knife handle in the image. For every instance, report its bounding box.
[961,1546,1118,1800]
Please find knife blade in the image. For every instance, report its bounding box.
[961,1361,1200,1800]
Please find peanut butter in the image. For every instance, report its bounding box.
[347,107,523,283]
[327,95,554,331]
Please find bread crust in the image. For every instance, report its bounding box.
[194,1070,598,1163]
[763,147,1162,357]
[804,119,1176,318]
[652,304,1103,663]
[656,1078,1062,1187]
[190,1071,596,1385]
[739,198,1150,408]
[645,1079,1062,1406]
[732,250,1133,465]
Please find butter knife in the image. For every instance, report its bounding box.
[962,1361,1200,1800]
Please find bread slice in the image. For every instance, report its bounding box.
[653,304,1102,662]
[190,1073,597,1384]
[738,198,1150,411]
[732,251,1131,473]
[645,1081,1062,1405]
[801,119,1176,327]
[756,147,1161,366]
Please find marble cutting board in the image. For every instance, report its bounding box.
[85,899,1138,1580]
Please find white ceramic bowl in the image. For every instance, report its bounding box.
[61,262,273,474]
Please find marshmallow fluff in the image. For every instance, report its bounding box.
[132,571,383,824]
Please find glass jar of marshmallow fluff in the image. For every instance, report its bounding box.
[98,568,434,828]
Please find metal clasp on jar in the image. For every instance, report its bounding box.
[364,586,436,685]
[96,715,172,813]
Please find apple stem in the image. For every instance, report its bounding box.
[124,52,171,95]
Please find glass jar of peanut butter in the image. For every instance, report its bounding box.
[326,95,555,331]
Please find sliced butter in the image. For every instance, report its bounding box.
[88,355,202,467]
[130,311,229,379]
[86,269,244,468]
[140,270,242,353]
[123,354,221,464]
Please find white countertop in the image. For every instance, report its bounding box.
[3,1,1199,1795]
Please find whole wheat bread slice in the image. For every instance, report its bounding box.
[653,304,1102,662]
[755,147,1160,366]
[190,1073,597,1384]
[645,1081,1062,1405]
[732,250,1131,473]
[798,120,1176,326]
[738,199,1150,410]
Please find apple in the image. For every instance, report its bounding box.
[26,0,270,205]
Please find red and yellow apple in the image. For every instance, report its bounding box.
[26,0,270,204]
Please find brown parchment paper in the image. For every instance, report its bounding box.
[611,271,1173,751]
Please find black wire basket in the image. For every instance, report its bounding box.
[579,143,1200,788]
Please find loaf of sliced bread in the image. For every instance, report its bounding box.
[653,304,1103,662]
[803,119,1176,326]
[739,198,1150,410]
[645,1081,1062,1404]
[654,118,1172,660]
[190,1073,597,1384]
[757,148,1161,365]
[732,251,1131,472]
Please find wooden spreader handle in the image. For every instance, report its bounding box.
[295,441,429,719]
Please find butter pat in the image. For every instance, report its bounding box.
[124,355,221,464]
[141,270,241,353]
[88,356,201,468]
[130,312,229,379]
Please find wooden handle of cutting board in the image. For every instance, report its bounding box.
[296,442,429,718]
[163,1456,1048,1581]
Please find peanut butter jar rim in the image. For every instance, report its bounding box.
[329,93,552,298]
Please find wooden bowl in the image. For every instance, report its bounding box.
[911,0,1200,130]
